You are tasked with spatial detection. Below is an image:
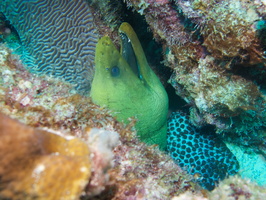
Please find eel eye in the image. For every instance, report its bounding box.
[111,66,120,77]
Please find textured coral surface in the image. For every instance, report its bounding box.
[0,113,91,200]
[209,176,266,200]
[0,0,98,92]
[125,0,266,195]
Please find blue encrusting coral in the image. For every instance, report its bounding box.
[167,112,239,190]
[0,0,98,93]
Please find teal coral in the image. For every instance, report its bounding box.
[0,0,98,93]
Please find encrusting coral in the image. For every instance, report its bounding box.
[0,112,91,200]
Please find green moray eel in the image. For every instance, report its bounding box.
[91,22,169,149]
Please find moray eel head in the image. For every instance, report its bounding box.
[91,23,168,149]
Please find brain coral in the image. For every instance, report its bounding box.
[0,0,98,93]
[167,112,239,191]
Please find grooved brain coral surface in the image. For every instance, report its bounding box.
[0,0,98,93]
[167,112,239,190]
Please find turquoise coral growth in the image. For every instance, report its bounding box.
[167,112,239,190]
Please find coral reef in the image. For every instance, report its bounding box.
[87,0,125,30]
[125,0,266,191]
[0,44,201,199]
[208,176,266,200]
[106,125,200,199]
[167,111,239,190]
[169,56,266,148]
[125,0,266,149]
[178,0,264,64]
[0,0,98,93]
[1,0,266,198]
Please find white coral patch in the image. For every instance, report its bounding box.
[32,164,46,180]
[18,80,33,90]
[87,128,120,166]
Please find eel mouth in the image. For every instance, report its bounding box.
[120,32,143,80]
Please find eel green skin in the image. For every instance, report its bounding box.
[90,22,169,150]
